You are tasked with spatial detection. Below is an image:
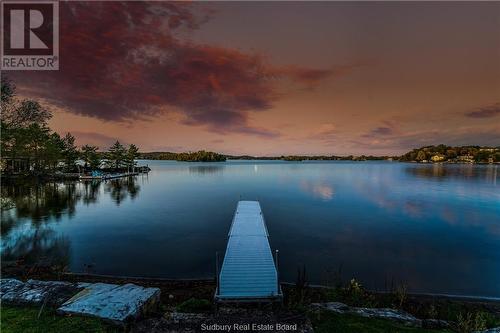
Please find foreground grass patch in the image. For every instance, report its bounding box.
[311,311,452,333]
[176,298,212,313]
[1,305,117,333]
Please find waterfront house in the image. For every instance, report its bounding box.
[458,155,474,163]
[431,155,445,162]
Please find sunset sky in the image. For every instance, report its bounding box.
[9,1,500,156]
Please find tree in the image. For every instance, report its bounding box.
[1,76,15,104]
[125,144,139,169]
[80,145,100,170]
[107,141,126,169]
[416,150,427,161]
[43,133,64,171]
[446,149,457,159]
[61,133,79,172]
[23,124,52,171]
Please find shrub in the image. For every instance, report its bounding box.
[455,312,487,333]
[394,283,408,309]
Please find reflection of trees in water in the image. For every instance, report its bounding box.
[405,164,498,182]
[188,165,225,175]
[0,176,141,265]
[1,181,82,223]
[103,176,140,205]
[81,180,100,205]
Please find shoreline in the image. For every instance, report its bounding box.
[59,272,500,303]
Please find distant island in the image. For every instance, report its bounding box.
[139,151,226,162]
[139,145,499,163]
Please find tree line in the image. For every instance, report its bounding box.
[1,77,140,175]
[139,150,226,162]
[399,144,500,163]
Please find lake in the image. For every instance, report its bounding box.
[1,160,499,298]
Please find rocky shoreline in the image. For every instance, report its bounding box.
[1,274,499,332]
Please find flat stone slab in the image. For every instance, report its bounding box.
[57,282,160,326]
[1,278,81,306]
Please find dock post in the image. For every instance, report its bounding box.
[215,251,220,296]
[275,250,280,294]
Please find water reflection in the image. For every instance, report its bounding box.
[405,164,498,183]
[1,176,142,265]
[1,181,81,222]
[1,223,70,267]
[188,165,225,175]
[300,180,335,201]
[103,177,140,205]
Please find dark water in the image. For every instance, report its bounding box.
[1,161,499,298]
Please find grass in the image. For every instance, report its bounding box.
[311,311,453,333]
[0,305,118,333]
[175,297,212,313]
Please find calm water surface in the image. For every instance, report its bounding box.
[1,161,499,298]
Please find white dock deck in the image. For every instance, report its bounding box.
[216,201,282,302]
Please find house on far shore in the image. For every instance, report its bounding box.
[431,154,445,162]
[458,155,475,163]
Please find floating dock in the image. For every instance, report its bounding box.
[215,201,282,302]
[79,172,139,180]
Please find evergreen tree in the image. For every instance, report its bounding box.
[81,145,101,170]
[125,144,139,169]
[107,141,126,169]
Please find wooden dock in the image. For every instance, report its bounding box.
[215,201,282,302]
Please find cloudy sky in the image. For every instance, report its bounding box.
[10,1,500,155]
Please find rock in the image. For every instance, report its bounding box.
[168,311,209,324]
[475,328,500,333]
[57,282,160,326]
[352,307,422,327]
[310,302,349,313]
[422,319,450,329]
[310,302,422,327]
[1,278,81,306]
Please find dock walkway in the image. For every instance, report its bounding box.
[215,201,282,302]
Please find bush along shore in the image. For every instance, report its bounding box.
[1,264,499,333]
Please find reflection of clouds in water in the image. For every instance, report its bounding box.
[300,180,334,200]
[1,222,70,267]
[404,201,425,218]
[440,207,458,225]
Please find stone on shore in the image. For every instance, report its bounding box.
[351,307,422,327]
[311,302,422,327]
[1,278,81,306]
[475,328,500,333]
[57,282,161,326]
[422,318,451,329]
